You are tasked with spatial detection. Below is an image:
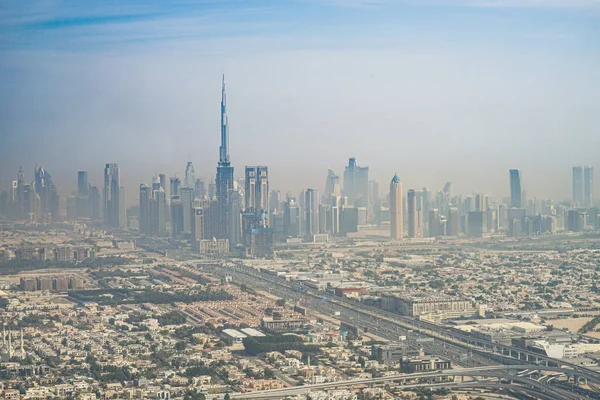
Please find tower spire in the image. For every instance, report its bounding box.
[219,74,229,164]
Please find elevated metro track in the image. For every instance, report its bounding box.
[202,260,600,390]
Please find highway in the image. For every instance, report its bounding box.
[207,260,600,385]
[229,364,587,400]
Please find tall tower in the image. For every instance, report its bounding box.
[573,166,584,207]
[509,169,522,208]
[407,189,423,238]
[139,184,151,235]
[215,75,235,239]
[390,174,403,240]
[184,162,195,189]
[584,166,594,208]
[305,189,319,240]
[103,163,121,227]
[16,167,25,217]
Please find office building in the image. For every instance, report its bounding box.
[195,178,206,198]
[305,189,319,240]
[574,166,595,208]
[389,174,403,239]
[76,171,90,219]
[509,169,522,208]
[184,162,195,189]
[181,187,194,236]
[192,207,205,250]
[407,189,423,238]
[170,195,183,237]
[139,184,151,235]
[446,208,459,236]
[170,177,181,197]
[283,197,302,239]
[269,190,281,213]
[584,166,594,208]
[103,163,122,227]
[343,158,369,207]
[325,169,341,197]
[244,166,269,216]
[468,211,486,237]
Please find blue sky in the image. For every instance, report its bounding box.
[1,0,599,200]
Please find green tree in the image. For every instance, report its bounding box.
[175,341,187,352]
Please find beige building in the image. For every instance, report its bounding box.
[389,174,403,240]
[382,294,475,319]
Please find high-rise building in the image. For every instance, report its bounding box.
[343,158,369,207]
[139,184,151,235]
[78,171,88,197]
[269,190,281,213]
[16,167,25,218]
[446,208,459,236]
[573,166,584,206]
[509,169,522,208]
[584,166,594,208]
[389,174,403,240]
[170,177,181,197]
[195,179,206,198]
[154,188,167,237]
[158,174,166,193]
[192,207,205,250]
[33,164,59,222]
[181,187,194,236]
[170,195,183,237]
[215,75,234,239]
[325,169,341,197]
[283,197,302,238]
[305,189,319,240]
[244,166,269,216]
[407,189,423,238]
[103,163,121,227]
[184,162,196,189]
[90,186,101,221]
[77,171,90,219]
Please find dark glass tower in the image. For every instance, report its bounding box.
[509,169,522,208]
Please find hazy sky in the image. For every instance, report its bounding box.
[1,0,599,203]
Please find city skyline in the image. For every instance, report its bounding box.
[1,1,599,199]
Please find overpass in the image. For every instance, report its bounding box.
[230,365,585,399]
[206,260,600,388]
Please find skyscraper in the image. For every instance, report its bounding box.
[16,167,25,217]
[181,187,194,236]
[343,158,369,207]
[407,189,423,238]
[77,171,90,219]
[283,196,302,238]
[215,75,234,239]
[34,164,59,222]
[305,189,319,240]
[184,162,195,189]
[103,163,121,227]
[170,177,181,197]
[389,174,403,240]
[139,184,151,235]
[509,169,522,208]
[584,166,594,208]
[573,166,583,206]
[244,166,269,216]
[77,171,88,197]
[325,169,341,197]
